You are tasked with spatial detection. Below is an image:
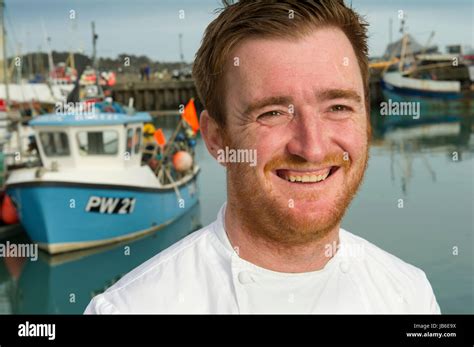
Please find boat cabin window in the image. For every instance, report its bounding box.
[39,132,70,157]
[77,131,119,156]
[134,128,142,154]
[126,128,133,156]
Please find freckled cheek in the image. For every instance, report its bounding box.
[252,128,289,170]
[332,122,368,161]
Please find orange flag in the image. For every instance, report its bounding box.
[154,128,166,147]
[181,98,199,134]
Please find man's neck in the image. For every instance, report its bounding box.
[224,203,340,273]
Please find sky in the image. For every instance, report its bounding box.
[4,0,474,62]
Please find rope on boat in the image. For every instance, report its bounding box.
[164,168,183,203]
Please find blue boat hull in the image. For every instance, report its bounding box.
[379,81,473,132]
[380,78,463,100]
[6,177,199,253]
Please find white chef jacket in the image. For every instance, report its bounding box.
[85,203,441,314]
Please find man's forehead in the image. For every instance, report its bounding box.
[229,27,358,70]
[225,27,363,103]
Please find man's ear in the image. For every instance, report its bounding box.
[200,110,226,166]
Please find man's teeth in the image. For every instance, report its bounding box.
[285,172,329,183]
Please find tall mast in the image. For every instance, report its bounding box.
[41,19,54,78]
[389,18,393,44]
[0,0,10,110]
[179,33,184,68]
[92,21,98,69]
[91,21,101,96]
[398,15,407,72]
[68,19,76,71]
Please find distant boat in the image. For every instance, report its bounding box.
[380,70,471,130]
[381,34,473,99]
[380,23,473,100]
[379,33,473,132]
[5,108,200,254]
[380,54,473,130]
[0,83,74,106]
[381,70,465,100]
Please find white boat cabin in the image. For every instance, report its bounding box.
[29,112,152,170]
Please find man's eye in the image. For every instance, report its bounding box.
[259,110,282,118]
[330,105,351,112]
[256,110,292,126]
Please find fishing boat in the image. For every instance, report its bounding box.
[381,52,473,101]
[379,23,474,131]
[380,71,473,131]
[4,103,200,254]
[381,70,467,100]
[380,22,473,100]
[381,34,474,101]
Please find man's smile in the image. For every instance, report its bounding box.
[275,166,340,184]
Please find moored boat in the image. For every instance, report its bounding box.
[381,70,465,100]
[5,108,199,254]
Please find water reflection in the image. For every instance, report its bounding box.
[368,93,472,206]
[0,203,201,314]
[347,96,473,313]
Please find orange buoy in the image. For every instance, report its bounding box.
[172,151,193,172]
[1,194,19,224]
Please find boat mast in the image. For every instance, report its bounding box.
[91,21,97,69]
[0,0,9,111]
[91,21,102,97]
[68,19,76,72]
[389,18,393,45]
[420,31,435,56]
[41,19,54,79]
[179,33,184,72]
[0,1,23,157]
[398,15,408,72]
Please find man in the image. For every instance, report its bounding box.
[85,0,440,314]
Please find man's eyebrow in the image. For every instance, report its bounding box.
[243,90,362,115]
[243,96,293,115]
[317,89,362,103]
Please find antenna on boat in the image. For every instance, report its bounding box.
[91,21,104,101]
[41,19,54,79]
[91,21,99,92]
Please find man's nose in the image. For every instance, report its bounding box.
[286,110,328,163]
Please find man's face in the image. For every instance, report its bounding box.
[221,27,369,245]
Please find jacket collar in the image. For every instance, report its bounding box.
[212,202,236,255]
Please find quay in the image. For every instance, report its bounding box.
[112,79,198,116]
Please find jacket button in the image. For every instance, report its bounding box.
[339,261,350,274]
[238,271,254,284]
